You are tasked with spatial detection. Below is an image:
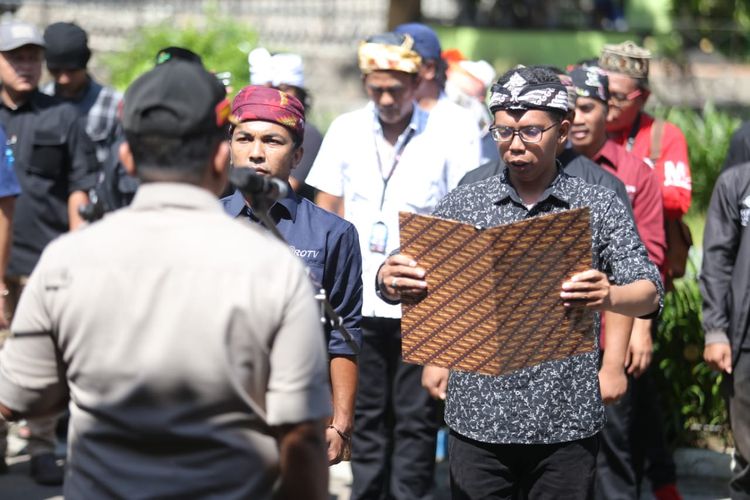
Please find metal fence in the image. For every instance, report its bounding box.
[11,1,750,119]
[13,0,396,52]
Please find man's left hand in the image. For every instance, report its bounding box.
[377,253,428,304]
[325,425,350,465]
[561,269,611,310]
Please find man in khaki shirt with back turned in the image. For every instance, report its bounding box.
[0,57,331,499]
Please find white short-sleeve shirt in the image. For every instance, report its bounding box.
[307,101,478,318]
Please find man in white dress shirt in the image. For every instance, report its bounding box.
[307,31,472,500]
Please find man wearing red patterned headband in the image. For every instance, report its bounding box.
[221,84,363,466]
[307,31,473,500]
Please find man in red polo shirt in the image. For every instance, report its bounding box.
[599,41,691,224]
[569,63,665,367]
[594,42,687,500]
[569,64,670,500]
[569,65,665,271]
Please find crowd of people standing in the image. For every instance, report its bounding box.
[0,15,745,500]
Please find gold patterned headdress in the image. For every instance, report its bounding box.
[598,41,651,80]
[358,33,422,75]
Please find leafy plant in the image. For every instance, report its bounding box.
[653,258,730,448]
[644,104,739,448]
[102,7,256,96]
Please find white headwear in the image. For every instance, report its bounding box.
[248,47,305,88]
[459,60,496,89]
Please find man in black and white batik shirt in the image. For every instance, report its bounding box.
[377,65,663,500]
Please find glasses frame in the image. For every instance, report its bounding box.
[608,89,642,105]
[489,123,559,144]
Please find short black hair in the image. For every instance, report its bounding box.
[537,64,566,76]
[495,65,567,122]
[125,131,224,183]
[576,58,597,68]
[634,77,649,91]
[435,57,448,90]
[274,83,312,112]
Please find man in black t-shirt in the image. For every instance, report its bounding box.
[0,20,97,486]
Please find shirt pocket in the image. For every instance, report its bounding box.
[402,177,442,213]
[28,130,68,179]
[344,166,377,204]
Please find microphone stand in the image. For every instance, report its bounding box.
[243,190,360,355]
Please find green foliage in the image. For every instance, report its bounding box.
[647,103,739,447]
[672,0,750,59]
[651,104,741,214]
[102,9,256,96]
[653,259,729,447]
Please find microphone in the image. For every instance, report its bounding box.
[229,168,288,201]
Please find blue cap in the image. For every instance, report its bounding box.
[393,23,441,61]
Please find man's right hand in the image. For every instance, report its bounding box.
[704,343,732,374]
[422,365,449,400]
[598,365,627,405]
[377,253,428,303]
[625,319,652,378]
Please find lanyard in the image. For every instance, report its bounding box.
[375,127,415,211]
[625,112,642,153]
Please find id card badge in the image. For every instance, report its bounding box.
[369,221,388,254]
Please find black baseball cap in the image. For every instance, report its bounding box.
[155,46,203,66]
[122,59,234,138]
[44,22,91,70]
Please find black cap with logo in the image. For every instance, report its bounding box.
[154,46,203,66]
[122,59,233,138]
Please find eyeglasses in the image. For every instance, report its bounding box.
[490,123,559,144]
[608,89,642,104]
[366,84,407,100]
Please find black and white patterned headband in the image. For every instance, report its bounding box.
[569,65,609,103]
[489,72,569,114]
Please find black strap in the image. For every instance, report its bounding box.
[625,112,642,153]
[375,128,415,211]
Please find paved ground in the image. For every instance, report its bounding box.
[0,460,732,500]
[0,427,734,500]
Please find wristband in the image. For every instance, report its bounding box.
[327,424,351,442]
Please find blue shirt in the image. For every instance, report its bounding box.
[0,126,20,198]
[222,187,363,355]
[306,101,474,318]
